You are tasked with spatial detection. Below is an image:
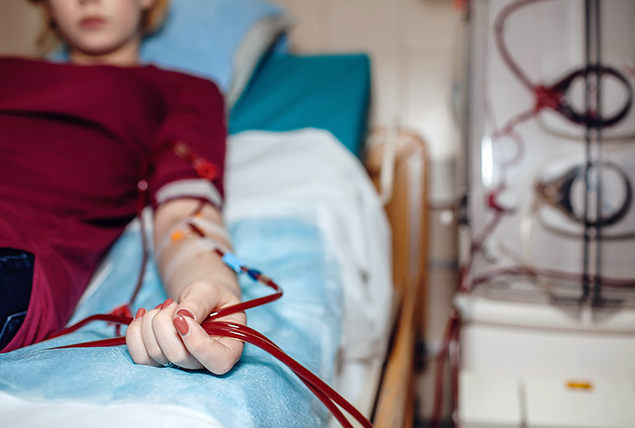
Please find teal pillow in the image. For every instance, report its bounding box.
[229,53,371,157]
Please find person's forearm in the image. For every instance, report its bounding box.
[128,198,244,374]
[153,199,240,302]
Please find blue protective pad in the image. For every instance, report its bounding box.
[0,218,343,428]
[229,53,371,158]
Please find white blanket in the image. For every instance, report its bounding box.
[226,129,393,368]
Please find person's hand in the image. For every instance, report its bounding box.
[125,280,245,374]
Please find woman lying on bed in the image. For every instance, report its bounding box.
[0,0,245,375]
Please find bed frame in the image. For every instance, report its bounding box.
[366,129,429,428]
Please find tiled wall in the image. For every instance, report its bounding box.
[0,1,40,57]
[274,0,462,205]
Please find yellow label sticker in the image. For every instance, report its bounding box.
[566,381,593,391]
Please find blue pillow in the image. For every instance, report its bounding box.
[52,0,290,107]
[141,0,290,106]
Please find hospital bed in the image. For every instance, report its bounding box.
[0,1,429,427]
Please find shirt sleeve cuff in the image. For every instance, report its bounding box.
[154,179,223,209]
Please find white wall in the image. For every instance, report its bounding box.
[275,0,462,205]
[0,1,40,57]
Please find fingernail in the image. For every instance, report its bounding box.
[161,298,174,310]
[176,308,196,321]
[135,308,146,320]
[173,315,190,337]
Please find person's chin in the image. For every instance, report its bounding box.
[77,42,124,59]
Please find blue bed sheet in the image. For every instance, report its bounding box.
[0,217,343,428]
[229,53,371,158]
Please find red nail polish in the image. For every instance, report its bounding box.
[135,308,146,319]
[161,298,174,310]
[173,315,189,336]
[176,308,195,320]
[155,303,162,310]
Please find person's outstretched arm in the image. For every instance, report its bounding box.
[126,198,244,374]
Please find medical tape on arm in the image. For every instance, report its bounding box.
[163,236,231,285]
[190,217,229,241]
[155,216,230,260]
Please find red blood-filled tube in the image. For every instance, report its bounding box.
[51,314,374,427]
[49,257,373,428]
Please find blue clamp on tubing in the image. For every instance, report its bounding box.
[247,269,261,280]
[222,252,245,273]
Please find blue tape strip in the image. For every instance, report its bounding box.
[222,252,245,273]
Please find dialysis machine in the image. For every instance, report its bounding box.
[457,1,635,427]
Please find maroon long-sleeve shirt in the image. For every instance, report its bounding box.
[0,57,226,351]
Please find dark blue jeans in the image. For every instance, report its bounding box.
[0,248,34,351]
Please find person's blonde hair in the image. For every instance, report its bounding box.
[26,0,170,54]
